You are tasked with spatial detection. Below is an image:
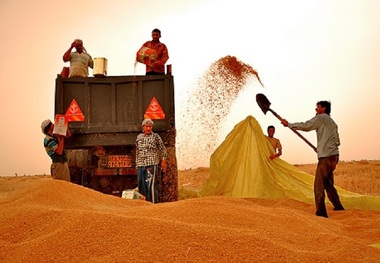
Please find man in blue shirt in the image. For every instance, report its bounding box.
[281,101,344,218]
[41,119,72,181]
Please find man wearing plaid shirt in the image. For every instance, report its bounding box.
[135,118,167,203]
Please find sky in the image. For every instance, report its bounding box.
[1,0,380,175]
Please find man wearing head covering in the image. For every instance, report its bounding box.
[41,119,72,181]
[63,38,93,77]
[135,118,167,203]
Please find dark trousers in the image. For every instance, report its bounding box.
[314,155,344,216]
[137,165,159,203]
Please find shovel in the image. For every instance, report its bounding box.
[256,93,317,153]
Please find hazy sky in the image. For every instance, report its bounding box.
[1,0,380,175]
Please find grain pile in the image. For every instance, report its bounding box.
[177,56,263,169]
[1,176,380,262]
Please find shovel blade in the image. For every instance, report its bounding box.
[256,93,271,114]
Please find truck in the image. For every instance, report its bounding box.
[54,74,178,202]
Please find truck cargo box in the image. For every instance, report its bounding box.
[54,75,178,202]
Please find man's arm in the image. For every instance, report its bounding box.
[277,148,282,157]
[55,136,65,155]
[88,54,94,69]
[55,128,71,155]
[282,115,321,131]
[156,134,167,172]
[270,148,282,160]
[65,128,72,138]
[150,45,169,72]
[268,138,282,160]
[63,42,76,62]
[158,45,169,65]
[155,45,169,66]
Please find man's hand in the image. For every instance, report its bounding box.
[71,41,77,49]
[281,119,289,127]
[161,159,167,173]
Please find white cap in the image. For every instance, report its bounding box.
[41,119,52,134]
[142,118,154,126]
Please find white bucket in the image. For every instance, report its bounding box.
[93,57,108,77]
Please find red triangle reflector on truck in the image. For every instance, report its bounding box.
[65,99,85,122]
[144,97,165,120]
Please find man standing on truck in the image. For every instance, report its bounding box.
[41,119,72,181]
[63,38,93,77]
[135,118,167,203]
[139,28,169,75]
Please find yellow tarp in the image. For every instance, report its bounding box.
[200,116,380,211]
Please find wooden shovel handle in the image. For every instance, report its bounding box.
[268,109,317,153]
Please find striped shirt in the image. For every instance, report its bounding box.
[135,132,167,167]
[43,135,67,163]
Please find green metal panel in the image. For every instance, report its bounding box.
[55,75,175,148]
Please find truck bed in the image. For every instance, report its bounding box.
[54,74,178,201]
[55,74,175,148]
